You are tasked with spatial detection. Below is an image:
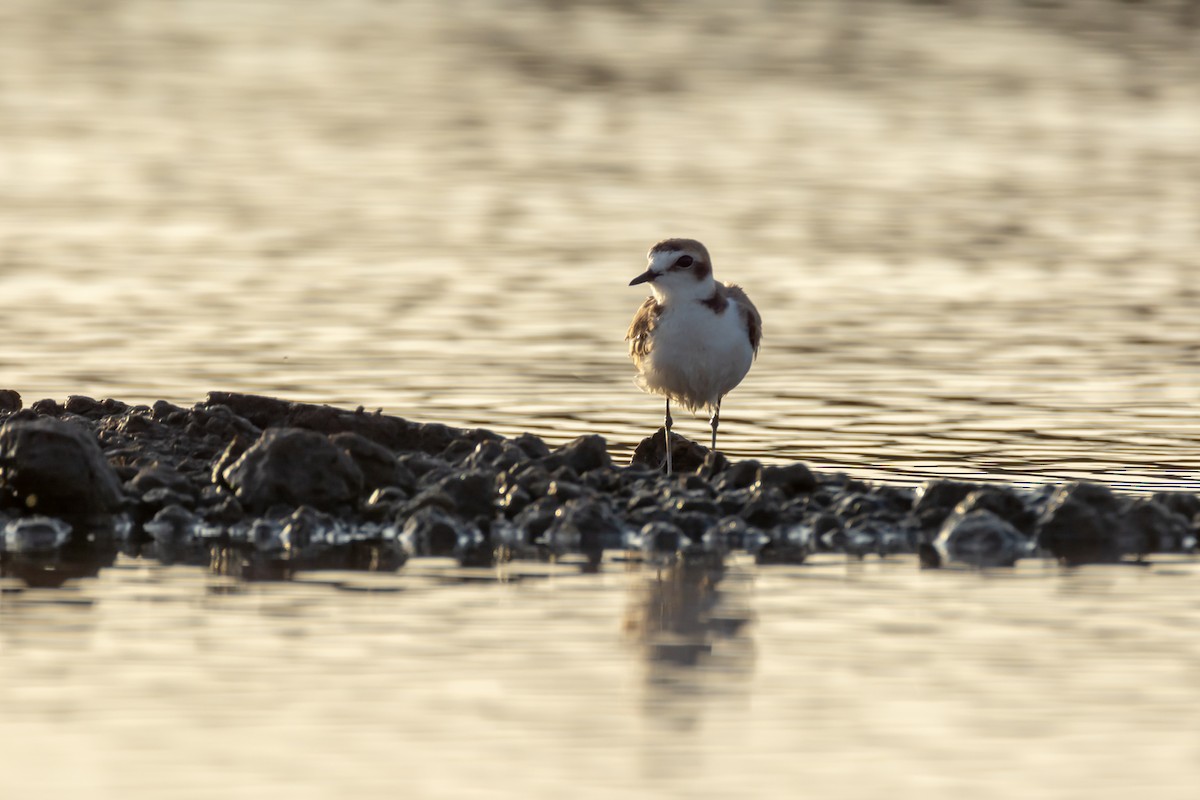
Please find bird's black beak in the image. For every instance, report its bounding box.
[629,268,656,286]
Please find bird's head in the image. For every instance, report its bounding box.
[628,238,715,303]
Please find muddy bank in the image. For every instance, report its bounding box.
[1,390,1196,586]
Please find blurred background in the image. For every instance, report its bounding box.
[2,3,1200,798]
[3,0,1200,485]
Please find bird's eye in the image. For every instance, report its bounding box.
[675,255,694,269]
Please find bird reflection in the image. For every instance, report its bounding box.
[626,548,756,736]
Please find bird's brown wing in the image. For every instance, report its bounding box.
[724,283,762,356]
[625,297,662,358]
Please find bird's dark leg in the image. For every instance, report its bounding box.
[663,397,674,475]
[709,398,721,453]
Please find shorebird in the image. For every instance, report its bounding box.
[626,238,762,474]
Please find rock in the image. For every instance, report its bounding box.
[545,498,626,561]
[203,391,499,456]
[128,463,197,501]
[512,433,551,460]
[1035,482,1127,564]
[406,469,495,520]
[330,432,412,491]
[715,460,762,493]
[0,417,124,516]
[0,390,21,413]
[547,434,611,474]
[952,487,1037,537]
[222,427,364,512]
[401,506,484,558]
[932,510,1028,568]
[912,480,983,530]
[753,524,810,565]
[637,520,686,558]
[760,462,817,495]
[3,516,73,554]
[629,430,709,473]
[1121,498,1192,555]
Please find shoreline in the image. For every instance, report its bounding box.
[1,390,1197,586]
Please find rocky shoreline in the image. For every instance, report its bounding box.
[1,390,1196,587]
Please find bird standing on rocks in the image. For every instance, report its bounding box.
[626,238,762,474]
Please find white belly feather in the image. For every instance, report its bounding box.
[636,299,754,413]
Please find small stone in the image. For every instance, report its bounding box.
[3,516,73,554]
[0,390,21,413]
[1035,482,1126,564]
[330,432,410,492]
[760,462,817,495]
[406,470,495,520]
[1121,498,1192,555]
[550,434,612,474]
[513,433,551,460]
[934,510,1028,568]
[715,460,762,493]
[953,487,1037,537]
[546,498,625,559]
[629,430,709,473]
[222,427,364,512]
[401,506,483,558]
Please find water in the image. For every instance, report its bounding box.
[2,1,1200,796]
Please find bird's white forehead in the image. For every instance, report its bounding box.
[648,249,682,272]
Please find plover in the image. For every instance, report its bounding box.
[626,238,762,474]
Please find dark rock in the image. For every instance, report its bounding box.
[546,498,626,560]
[406,470,495,520]
[1149,492,1200,522]
[695,450,730,477]
[364,487,408,520]
[1035,482,1127,564]
[912,480,984,530]
[953,487,1037,537]
[934,510,1028,568]
[0,390,21,413]
[753,525,810,565]
[638,520,685,557]
[203,391,500,456]
[142,504,202,564]
[760,462,817,495]
[399,452,450,481]
[1121,498,1192,555]
[546,479,584,503]
[142,487,195,511]
[707,516,759,551]
[513,496,560,545]
[128,463,197,500]
[30,398,62,416]
[629,430,709,473]
[673,511,713,543]
[203,494,244,525]
[330,432,411,492]
[548,434,612,474]
[401,506,483,558]
[513,433,551,460]
[0,417,124,516]
[64,395,106,419]
[222,427,364,512]
[2,516,73,554]
[211,437,250,489]
[716,460,762,493]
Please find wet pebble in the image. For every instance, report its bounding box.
[223,427,365,512]
[928,510,1029,569]
[1035,481,1127,564]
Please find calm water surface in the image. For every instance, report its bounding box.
[2,1,1200,797]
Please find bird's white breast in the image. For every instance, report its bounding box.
[636,298,754,412]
